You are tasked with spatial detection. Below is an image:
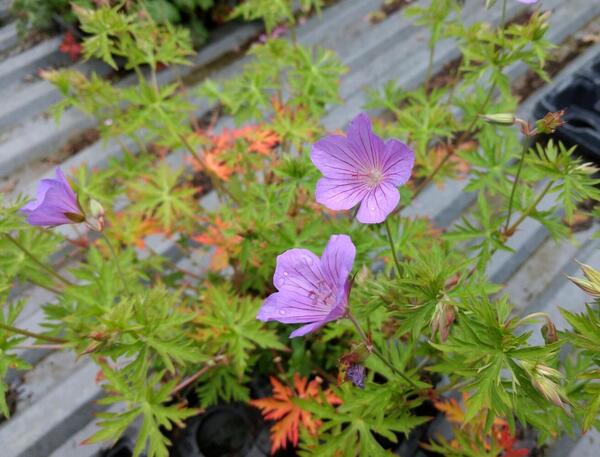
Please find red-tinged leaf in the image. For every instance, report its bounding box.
[59,32,81,61]
[250,374,341,454]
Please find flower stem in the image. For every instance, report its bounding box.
[171,355,226,395]
[3,233,75,287]
[504,136,532,232]
[99,232,130,295]
[346,312,418,388]
[505,181,553,236]
[425,43,436,90]
[0,322,67,344]
[384,218,402,277]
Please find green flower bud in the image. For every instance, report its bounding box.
[480,113,516,126]
[89,199,105,218]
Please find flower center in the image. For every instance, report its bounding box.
[308,280,336,308]
[364,168,384,187]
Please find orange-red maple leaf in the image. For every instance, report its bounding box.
[433,396,465,425]
[59,32,81,61]
[193,217,242,271]
[250,374,341,454]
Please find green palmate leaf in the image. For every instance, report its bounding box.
[229,0,302,33]
[298,383,428,457]
[195,366,250,408]
[194,285,284,378]
[128,162,197,232]
[0,225,63,291]
[88,366,198,457]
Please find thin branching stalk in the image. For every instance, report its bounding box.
[384,218,402,276]
[505,180,553,236]
[171,355,226,395]
[100,232,130,295]
[504,136,533,232]
[3,233,75,287]
[346,312,418,388]
[0,322,67,344]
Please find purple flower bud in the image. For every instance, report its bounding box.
[257,234,355,338]
[346,363,365,389]
[20,167,85,228]
[311,113,414,224]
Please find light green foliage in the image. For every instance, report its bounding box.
[201,38,345,133]
[0,302,30,418]
[560,301,600,433]
[194,285,284,388]
[298,382,428,457]
[76,3,193,70]
[127,162,197,232]
[86,366,198,457]
[429,295,568,433]
[2,0,600,454]
[230,0,323,33]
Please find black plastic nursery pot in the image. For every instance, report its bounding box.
[172,404,268,457]
[534,54,600,163]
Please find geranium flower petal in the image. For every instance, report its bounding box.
[320,234,356,288]
[289,321,326,338]
[381,139,415,186]
[20,168,83,227]
[311,135,364,177]
[257,292,329,324]
[346,112,385,169]
[273,248,324,298]
[315,177,368,211]
[356,182,400,224]
[55,167,78,202]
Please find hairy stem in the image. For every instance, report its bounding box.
[504,136,532,232]
[384,218,402,277]
[425,43,436,90]
[0,322,67,344]
[346,312,418,388]
[100,232,130,295]
[3,233,75,287]
[505,181,553,236]
[171,355,226,395]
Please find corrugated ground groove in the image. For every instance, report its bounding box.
[2,1,596,457]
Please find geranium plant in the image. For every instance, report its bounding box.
[1,0,598,456]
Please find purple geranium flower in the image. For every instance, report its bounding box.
[311,113,414,224]
[21,167,85,227]
[257,234,356,338]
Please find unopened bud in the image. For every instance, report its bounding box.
[541,318,558,344]
[567,262,600,297]
[86,199,105,232]
[431,299,456,342]
[523,361,566,408]
[567,275,600,298]
[480,112,515,126]
[536,110,566,134]
[579,261,600,284]
[89,199,104,218]
[531,375,564,408]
